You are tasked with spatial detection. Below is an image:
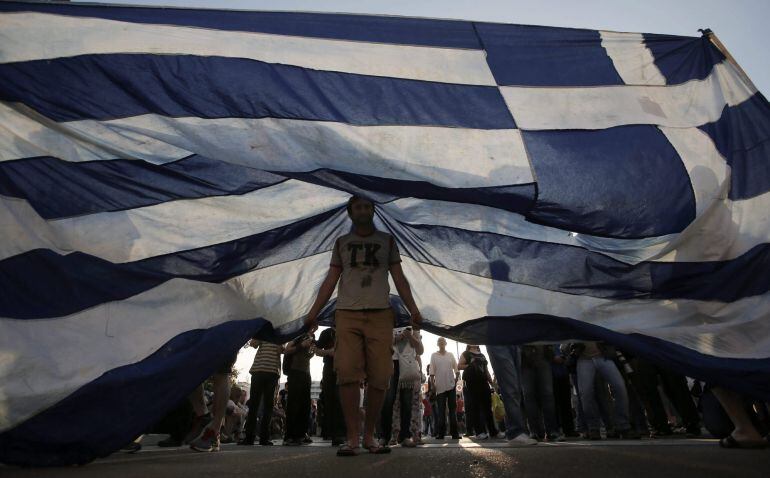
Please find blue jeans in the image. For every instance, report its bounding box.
[487,345,527,438]
[576,356,630,431]
[521,356,560,437]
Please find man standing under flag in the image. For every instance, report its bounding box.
[304,195,423,456]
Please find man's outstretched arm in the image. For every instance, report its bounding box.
[304,266,342,331]
[390,262,423,326]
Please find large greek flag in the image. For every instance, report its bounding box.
[1,0,769,466]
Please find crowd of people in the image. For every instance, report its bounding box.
[136,333,770,455]
[127,195,769,455]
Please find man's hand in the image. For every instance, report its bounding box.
[304,314,318,333]
[301,337,313,349]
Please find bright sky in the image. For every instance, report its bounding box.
[81,0,769,382]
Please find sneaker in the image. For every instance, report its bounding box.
[451,435,461,440]
[506,433,537,446]
[400,438,417,448]
[475,433,489,440]
[190,427,220,452]
[547,434,567,442]
[494,432,506,439]
[588,430,602,441]
[259,440,274,446]
[183,413,212,444]
[237,439,255,446]
[302,435,313,444]
[283,439,301,446]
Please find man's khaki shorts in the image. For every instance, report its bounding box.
[334,308,394,391]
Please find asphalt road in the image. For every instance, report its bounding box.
[2,436,768,478]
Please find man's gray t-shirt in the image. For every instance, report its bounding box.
[330,230,401,310]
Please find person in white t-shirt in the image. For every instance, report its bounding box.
[429,337,460,439]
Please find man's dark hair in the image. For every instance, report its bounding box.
[346,195,374,215]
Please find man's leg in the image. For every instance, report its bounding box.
[259,374,279,443]
[659,367,700,432]
[189,384,208,417]
[553,373,576,436]
[487,345,527,438]
[409,389,422,440]
[285,372,300,441]
[535,359,560,437]
[576,358,601,434]
[339,383,362,447]
[332,310,367,448]
[447,389,459,437]
[331,376,347,441]
[595,358,631,431]
[242,373,262,443]
[364,386,387,446]
[712,387,765,443]
[361,309,395,447]
[210,373,230,434]
[391,386,402,443]
[397,387,413,442]
[631,359,671,434]
[436,392,448,437]
[521,364,544,437]
[379,362,399,443]
[300,372,312,440]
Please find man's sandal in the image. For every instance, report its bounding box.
[336,444,359,456]
[364,442,391,454]
[719,435,769,449]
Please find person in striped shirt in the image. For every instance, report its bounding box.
[238,339,284,446]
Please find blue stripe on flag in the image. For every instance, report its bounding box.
[435,314,770,400]
[0,157,535,220]
[5,215,770,320]
[474,23,624,86]
[0,207,347,320]
[642,33,725,85]
[0,318,269,467]
[0,2,482,49]
[698,92,770,200]
[0,155,286,219]
[522,125,696,238]
[0,54,514,128]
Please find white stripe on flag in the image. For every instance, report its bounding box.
[501,62,756,130]
[380,191,770,265]
[61,114,533,187]
[659,126,730,217]
[0,12,497,86]
[0,180,347,263]
[600,31,666,86]
[0,102,190,163]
